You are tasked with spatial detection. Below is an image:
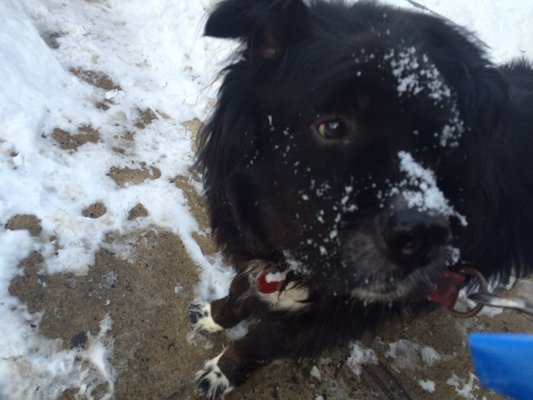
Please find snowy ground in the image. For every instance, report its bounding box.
[1,1,532,399]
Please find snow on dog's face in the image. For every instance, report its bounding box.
[240,39,465,299]
[199,0,506,301]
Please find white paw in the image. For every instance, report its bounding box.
[188,301,224,334]
[195,352,234,399]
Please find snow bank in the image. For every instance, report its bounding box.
[0,0,233,396]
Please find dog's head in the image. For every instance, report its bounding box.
[199,0,508,302]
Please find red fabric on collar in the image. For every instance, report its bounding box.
[256,270,286,294]
[427,270,466,309]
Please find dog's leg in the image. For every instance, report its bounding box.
[195,320,285,399]
[189,271,258,333]
[187,301,225,334]
[195,351,233,399]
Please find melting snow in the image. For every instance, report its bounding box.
[447,373,480,399]
[419,379,437,393]
[385,339,442,372]
[346,341,378,376]
[421,346,442,367]
[0,0,234,396]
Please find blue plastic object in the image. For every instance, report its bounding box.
[469,333,533,400]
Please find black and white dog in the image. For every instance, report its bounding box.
[189,0,533,398]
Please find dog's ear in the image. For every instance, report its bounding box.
[205,0,309,62]
[460,66,508,134]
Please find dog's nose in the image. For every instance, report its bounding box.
[380,209,450,269]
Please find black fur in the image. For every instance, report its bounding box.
[193,0,533,396]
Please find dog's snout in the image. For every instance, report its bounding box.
[380,209,450,268]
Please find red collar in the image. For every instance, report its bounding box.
[427,270,466,308]
[256,270,286,294]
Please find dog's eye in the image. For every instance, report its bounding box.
[315,119,348,140]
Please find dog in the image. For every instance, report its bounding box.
[189,0,533,398]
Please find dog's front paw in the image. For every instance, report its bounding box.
[195,352,234,399]
[188,301,224,334]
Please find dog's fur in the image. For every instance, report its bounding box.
[190,0,533,397]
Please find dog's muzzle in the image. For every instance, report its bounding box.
[379,207,450,274]
[343,201,452,302]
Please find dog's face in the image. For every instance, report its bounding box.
[244,45,464,301]
[200,0,507,302]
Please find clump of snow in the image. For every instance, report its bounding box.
[385,339,442,372]
[418,379,436,393]
[265,271,287,283]
[391,151,467,226]
[447,373,480,399]
[284,250,311,276]
[385,47,451,101]
[346,341,378,376]
[383,45,466,148]
[439,119,464,148]
[385,339,421,371]
[310,365,322,380]
[194,253,236,301]
[421,346,442,367]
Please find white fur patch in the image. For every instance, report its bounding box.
[189,301,224,333]
[244,261,310,312]
[350,285,411,303]
[195,351,233,399]
[257,282,310,312]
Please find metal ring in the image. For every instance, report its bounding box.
[447,266,489,318]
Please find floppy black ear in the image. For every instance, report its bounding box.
[198,1,312,191]
[460,66,508,134]
[205,0,309,61]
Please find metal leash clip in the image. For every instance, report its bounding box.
[468,292,533,316]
